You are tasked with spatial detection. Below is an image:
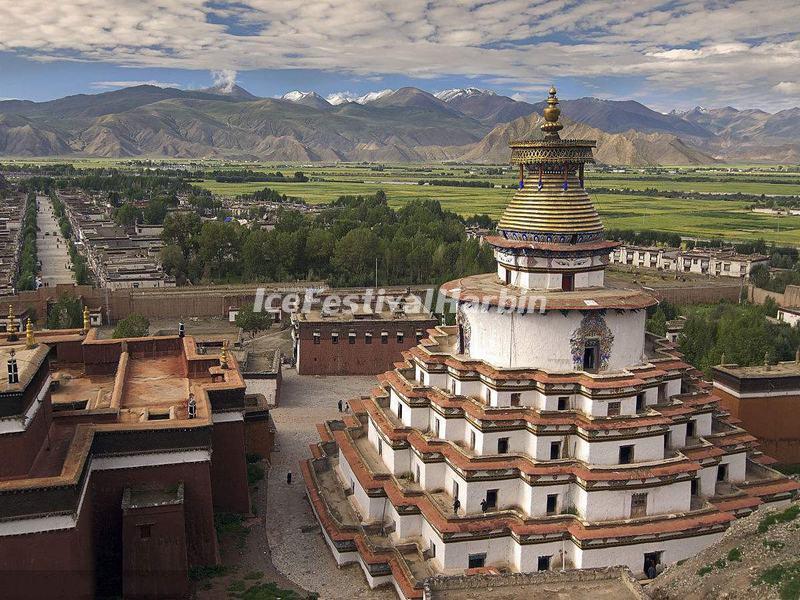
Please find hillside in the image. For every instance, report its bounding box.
[649,501,800,600]
[458,113,717,166]
[0,84,795,164]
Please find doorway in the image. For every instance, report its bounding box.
[561,273,574,292]
[582,339,599,372]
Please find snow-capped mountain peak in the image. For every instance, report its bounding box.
[434,87,496,102]
[325,89,394,105]
[282,91,321,102]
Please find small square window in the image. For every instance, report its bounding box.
[537,555,551,571]
[557,396,568,410]
[497,437,509,454]
[139,524,152,540]
[468,553,486,569]
[312,331,320,345]
[396,332,404,343]
[619,444,634,464]
[365,332,372,344]
[510,392,521,407]
[608,401,621,416]
[415,330,424,342]
[348,331,356,344]
[546,494,558,515]
[381,331,388,344]
[331,332,339,344]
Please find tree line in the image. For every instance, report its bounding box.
[16,192,38,291]
[159,191,495,286]
[648,299,800,375]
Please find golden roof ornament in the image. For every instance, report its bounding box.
[541,86,563,138]
[82,306,90,334]
[220,340,229,369]
[6,305,15,334]
[25,318,36,349]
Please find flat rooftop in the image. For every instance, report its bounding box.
[424,568,644,600]
[714,361,800,379]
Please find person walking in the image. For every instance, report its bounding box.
[480,499,488,513]
[286,471,292,485]
[452,498,461,515]
[337,399,343,412]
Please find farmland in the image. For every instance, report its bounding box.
[4,158,800,245]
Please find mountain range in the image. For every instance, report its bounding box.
[0,84,797,165]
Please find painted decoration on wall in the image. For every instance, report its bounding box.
[569,312,614,370]
[456,303,471,355]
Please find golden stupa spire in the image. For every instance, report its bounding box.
[541,86,563,138]
[25,318,36,349]
[220,340,229,369]
[82,306,90,334]
[6,305,16,335]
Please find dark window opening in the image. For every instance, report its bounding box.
[331,332,339,344]
[717,463,728,482]
[631,493,648,518]
[557,396,568,410]
[636,393,645,412]
[550,441,561,460]
[348,332,356,344]
[313,332,320,345]
[497,438,509,454]
[396,332,404,343]
[148,411,170,421]
[138,524,152,540]
[686,419,696,438]
[381,331,388,344]
[537,555,551,571]
[643,551,662,575]
[608,401,621,416]
[561,273,574,292]
[365,332,372,344]
[468,553,486,569]
[510,392,521,407]
[690,478,699,495]
[619,444,635,464]
[397,403,403,420]
[485,489,498,509]
[505,269,511,285]
[546,494,558,515]
[582,339,599,372]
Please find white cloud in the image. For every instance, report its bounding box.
[91,80,183,90]
[774,81,800,95]
[0,0,798,109]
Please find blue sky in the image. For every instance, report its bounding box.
[0,1,798,112]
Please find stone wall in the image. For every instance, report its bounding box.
[749,284,800,308]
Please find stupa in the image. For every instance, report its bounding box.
[302,88,798,600]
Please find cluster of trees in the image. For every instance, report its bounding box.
[113,314,150,338]
[662,300,800,375]
[749,264,800,293]
[236,186,304,204]
[606,228,683,248]
[418,179,494,188]
[49,192,91,285]
[160,191,495,286]
[589,186,797,206]
[46,295,82,329]
[16,193,38,291]
[210,170,308,183]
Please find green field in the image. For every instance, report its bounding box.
[5,157,800,245]
[194,171,800,245]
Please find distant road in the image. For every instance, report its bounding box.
[36,195,74,286]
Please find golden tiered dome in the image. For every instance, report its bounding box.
[497,87,603,243]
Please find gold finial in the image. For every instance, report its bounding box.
[82,306,90,333]
[6,305,15,334]
[541,86,563,137]
[25,318,36,349]
[220,340,229,369]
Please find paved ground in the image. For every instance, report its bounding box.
[36,195,74,286]
[265,370,397,600]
